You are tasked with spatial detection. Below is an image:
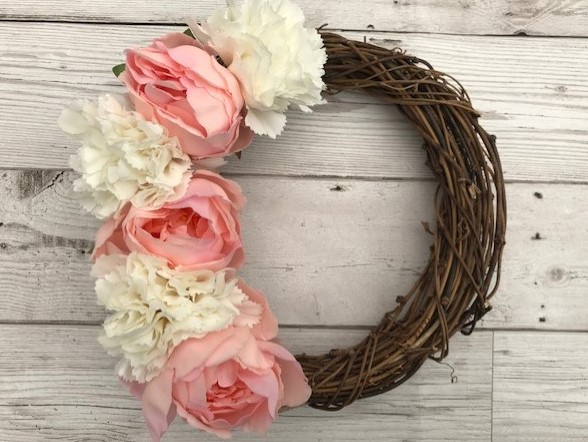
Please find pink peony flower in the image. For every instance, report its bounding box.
[121,32,253,159]
[125,281,311,441]
[93,170,245,272]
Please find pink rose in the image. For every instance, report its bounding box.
[126,282,311,441]
[93,170,245,271]
[121,33,253,159]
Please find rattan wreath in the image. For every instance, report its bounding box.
[295,31,507,411]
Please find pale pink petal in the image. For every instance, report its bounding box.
[239,370,280,417]
[119,377,146,400]
[153,106,228,158]
[205,329,251,368]
[186,87,231,136]
[185,375,208,409]
[237,281,278,341]
[123,55,156,85]
[158,32,201,49]
[209,401,264,429]
[191,170,246,209]
[168,329,243,378]
[175,401,233,439]
[144,83,180,106]
[127,48,181,78]
[216,361,239,387]
[260,342,312,408]
[124,84,158,122]
[167,46,228,90]
[235,333,275,371]
[92,206,129,260]
[141,369,176,442]
[233,299,263,328]
[167,175,232,203]
[226,120,254,156]
[171,380,190,406]
[277,361,312,408]
[210,55,244,111]
[131,226,223,268]
[164,98,206,132]
[241,401,273,435]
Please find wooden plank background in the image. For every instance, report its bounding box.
[0,0,587,441]
[0,326,494,442]
[2,24,588,182]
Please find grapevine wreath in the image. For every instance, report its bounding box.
[59,0,506,439]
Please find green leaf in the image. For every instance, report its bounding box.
[112,63,126,77]
[183,28,195,39]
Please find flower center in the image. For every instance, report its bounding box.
[142,208,207,240]
[206,380,259,413]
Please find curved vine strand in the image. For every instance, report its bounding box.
[295,32,507,411]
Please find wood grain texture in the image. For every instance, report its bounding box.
[0,324,493,442]
[2,23,588,182]
[0,0,587,440]
[493,331,588,441]
[1,170,586,331]
[1,0,587,37]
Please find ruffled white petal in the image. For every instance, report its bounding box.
[244,108,287,139]
[59,94,192,219]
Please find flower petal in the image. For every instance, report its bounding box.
[244,107,286,139]
[237,280,278,341]
[260,341,312,408]
[141,369,176,442]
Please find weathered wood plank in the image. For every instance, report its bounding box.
[0,171,434,325]
[0,324,493,442]
[2,23,588,182]
[0,171,586,331]
[493,331,588,441]
[1,0,587,37]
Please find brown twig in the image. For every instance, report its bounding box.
[295,32,507,411]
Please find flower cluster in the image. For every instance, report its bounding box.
[190,0,327,138]
[93,253,262,383]
[59,95,192,219]
[59,0,322,439]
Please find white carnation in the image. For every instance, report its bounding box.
[93,253,262,382]
[190,0,327,138]
[58,94,192,219]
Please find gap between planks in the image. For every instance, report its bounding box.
[2,169,588,186]
[2,0,588,37]
[3,320,588,336]
[2,18,585,40]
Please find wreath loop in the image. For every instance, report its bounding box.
[295,31,507,410]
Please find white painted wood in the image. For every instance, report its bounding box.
[2,24,588,182]
[0,325,493,442]
[493,331,588,441]
[0,171,586,331]
[1,0,587,37]
[0,0,587,440]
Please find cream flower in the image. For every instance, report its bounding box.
[93,253,262,382]
[190,0,327,138]
[58,94,192,219]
